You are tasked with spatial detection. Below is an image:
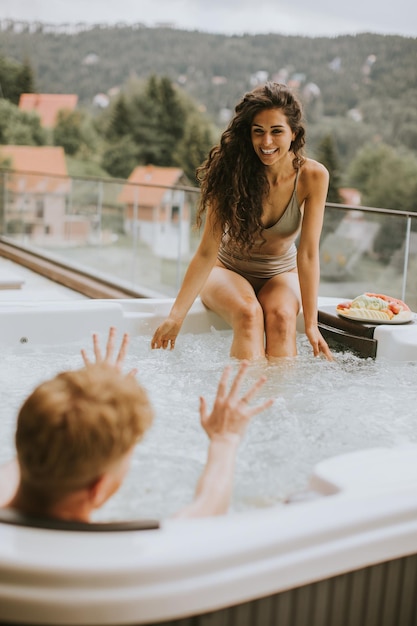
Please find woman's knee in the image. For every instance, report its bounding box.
[264,306,297,334]
[232,296,264,329]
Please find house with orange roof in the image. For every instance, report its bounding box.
[118,164,192,259]
[18,94,78,128]
[0,145,91,244]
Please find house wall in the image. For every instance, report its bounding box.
[124,189,191,259]
[43,194,67,238]
[6,191,91,244]
[138,215,190,259]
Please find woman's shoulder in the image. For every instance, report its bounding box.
[299,159,329,190]
[299,157,329,182]
[297,158,329,201]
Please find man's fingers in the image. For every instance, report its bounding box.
[116,332,129,365]
[83,328,132,369]
[92,332,103,362]
[248,397,274,416]
[80,348,90,366]
[216,364,233,400]
[104,326,117,361]
[227,360,249,398]
[241,374,267,404]
[199,396,207,424]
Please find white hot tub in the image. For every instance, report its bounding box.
[0,297,417,626]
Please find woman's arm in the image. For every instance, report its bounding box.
[297,160,333,360]
[151,207,222,350]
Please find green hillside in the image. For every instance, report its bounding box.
[1,22,416,126]
[1,21,417,202]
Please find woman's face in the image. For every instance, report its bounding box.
[250,108,295,166]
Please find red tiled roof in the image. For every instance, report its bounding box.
[0,145,69,193]
[118,165,184,206]
[18,93,78,128]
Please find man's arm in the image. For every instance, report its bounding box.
[174,361,274,518]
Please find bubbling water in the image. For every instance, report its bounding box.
[1,329,416,520]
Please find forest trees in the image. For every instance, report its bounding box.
[100,75,215,181]
[314,134,344,240]
[0,60,215,182]
[348,143,417,262]
[53,109,100,158]
[0,99,46,146]
[0,55,35,104]
[348,143,417,213]
[314,134,342,203]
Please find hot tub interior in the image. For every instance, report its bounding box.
[1,298,417,626]
[1,298,416,521]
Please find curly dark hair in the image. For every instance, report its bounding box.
[196,82,306,253]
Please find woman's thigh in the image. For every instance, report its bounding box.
[257,271,301,317]
[200,265,261,327]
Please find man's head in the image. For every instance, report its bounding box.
[13,363,154,519]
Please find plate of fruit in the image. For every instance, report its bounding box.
[336,293,412,324]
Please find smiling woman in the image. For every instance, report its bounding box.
[151,82,331,361]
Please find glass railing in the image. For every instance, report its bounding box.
[0,169,201,297]
[1,168,416,308]
[320,202,417,310]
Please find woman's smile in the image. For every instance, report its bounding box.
[251,108,294,165]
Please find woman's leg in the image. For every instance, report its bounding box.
[200,266,266,360]
[257,272,301,358]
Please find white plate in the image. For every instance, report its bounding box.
[336,309,413,325]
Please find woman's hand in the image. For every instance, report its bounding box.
[305,325,333,361]
[151,317,183,350]
[81,326,137,376]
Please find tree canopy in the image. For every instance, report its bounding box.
[98,75,215,180]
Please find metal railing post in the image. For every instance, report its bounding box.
[401,215,412,302]
[97,179,103,243]
[132,185,139,286]
[175,189,185,290]
[1,170,6,235]
[67,177,73,242]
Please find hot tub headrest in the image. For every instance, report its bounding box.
[0,507,160,532]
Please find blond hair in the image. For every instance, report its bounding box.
[15,364,154,500]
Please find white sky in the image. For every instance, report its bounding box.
[1,0,416,38]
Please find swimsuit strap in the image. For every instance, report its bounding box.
[293,168,300,193]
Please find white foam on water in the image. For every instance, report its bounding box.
[1,329,416,520]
